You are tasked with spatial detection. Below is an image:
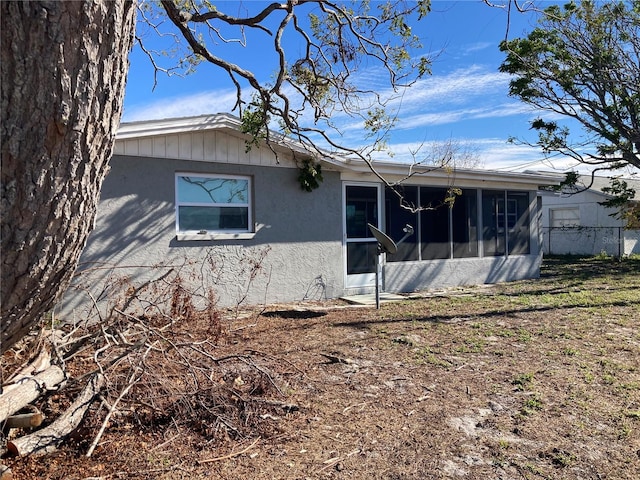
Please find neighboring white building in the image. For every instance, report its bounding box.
[539,175,640,256]
[56,114,562,321]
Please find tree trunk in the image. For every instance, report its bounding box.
[0,1,136,353]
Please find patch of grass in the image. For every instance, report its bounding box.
[512,372,535,391]
[494,328,515,338]
[617,421,632,439]
[584,371,594,383]
[517,328,533,343]
[521,394,544,416]
[550,448,575,467]
[455,337,485,353]
[521,463,546,476]
[415,346,450,368]
[617,382,639,391]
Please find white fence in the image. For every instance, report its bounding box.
[541,227,640,257]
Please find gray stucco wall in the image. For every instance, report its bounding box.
[382,254,543,294]
[57,155,344,321]
[539,190,639,256]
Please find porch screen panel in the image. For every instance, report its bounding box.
[452,189,478,258]
[420,187,450,260]
[385,186,419,262]
[482,190,506,256]
[507,191,530,255]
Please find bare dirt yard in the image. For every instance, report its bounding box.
[4,256,640,479]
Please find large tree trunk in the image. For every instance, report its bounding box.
[1,1,136,353]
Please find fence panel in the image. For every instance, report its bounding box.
[541,227,639,256]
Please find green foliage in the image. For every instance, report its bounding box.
[297,159,324,192]
[499,0,640,171]
[522,394,544,415]
[290,59,331,106]
[364,107,392,135]
[599,178,640,228]
[554,171,581,192]
[512,372,534,391]
[240,96,269,153]
[444,187,461,208]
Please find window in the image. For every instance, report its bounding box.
[551,208,580,228]
[176,174,251,234]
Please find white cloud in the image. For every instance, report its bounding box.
[464,42,493,54]
[123,89,240,122]
[121,64,556,174]
[378,137,555,173]
[390,65,510,110]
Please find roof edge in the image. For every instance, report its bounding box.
[115,114,564,184]
[116,113,241,139]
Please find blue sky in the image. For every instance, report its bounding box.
[122,1,587,173]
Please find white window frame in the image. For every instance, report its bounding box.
[550,207,580,228]
[175,173,254,241]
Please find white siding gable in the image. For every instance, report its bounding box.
[114,130,296,168]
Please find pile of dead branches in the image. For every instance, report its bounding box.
[1,280,297,478]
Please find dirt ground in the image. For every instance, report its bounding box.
[4,256,640,479]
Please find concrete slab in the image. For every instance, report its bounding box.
[340,292,407,306]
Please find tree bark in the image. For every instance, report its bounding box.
[5,411,44,429]
[0,1,136,353]
[0,365,66,422]
[6,373,104,456]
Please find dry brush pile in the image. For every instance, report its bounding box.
[0,255,287,478]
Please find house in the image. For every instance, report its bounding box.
[56,114,561,320]
[539,175,640,256]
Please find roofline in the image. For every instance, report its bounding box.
[115,114,564,185]
[117,113,244,139]
[344,158,564,186]
[116,113,348,168]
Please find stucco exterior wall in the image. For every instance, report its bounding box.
[539,190,639,256]
[55,114,557,321]
[540,190,622,229]
[57,154,344,320]
[382,254,543,293]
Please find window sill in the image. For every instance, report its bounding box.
[176,232,256,241]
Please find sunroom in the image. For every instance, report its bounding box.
[340,164,555,296]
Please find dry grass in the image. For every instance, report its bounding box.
[5,255,640,479]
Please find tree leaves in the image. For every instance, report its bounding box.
[153,0,434,169]
[499,0,640,171]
